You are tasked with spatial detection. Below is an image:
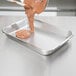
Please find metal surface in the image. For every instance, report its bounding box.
[2,18,72,55]
[0,16,76,76]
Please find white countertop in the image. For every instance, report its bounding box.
[0,16,76,76]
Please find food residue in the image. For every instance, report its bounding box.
[16,0,47,39]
